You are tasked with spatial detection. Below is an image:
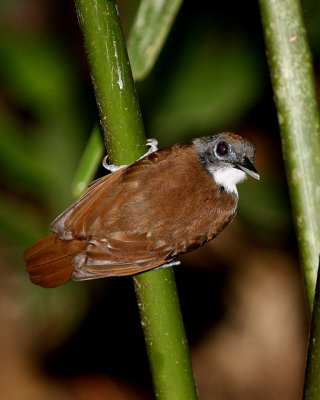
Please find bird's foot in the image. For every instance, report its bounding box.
[140,138,158,158]
[102,138,158,172]
[102,155,127,172]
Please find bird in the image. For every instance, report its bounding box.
[24,132,259,288]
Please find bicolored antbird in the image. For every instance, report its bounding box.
[24,132,259,288]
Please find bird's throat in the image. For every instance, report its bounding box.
[210,166,247,195]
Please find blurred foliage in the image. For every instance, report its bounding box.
[0,35,90,241]
[0,7,94,341]
[128,0,184,80]
[145,30,265,145]
[238,176,293,242]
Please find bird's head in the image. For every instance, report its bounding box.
[193,132,259,195]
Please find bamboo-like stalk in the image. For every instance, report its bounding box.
[259,1,320,397]
[259,0,320,312]
[74,0,145,164]
[72,125,104,198]
[72,0,184,192]
[74,1,198,398]
[304,258,320,399]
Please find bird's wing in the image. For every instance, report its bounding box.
[50,144,211,277]
[50,144,189,240]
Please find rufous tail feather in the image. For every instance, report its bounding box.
[24,234,86,288]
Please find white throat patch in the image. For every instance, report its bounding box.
[210,166,247,195]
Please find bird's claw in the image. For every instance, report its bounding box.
[145,138,158,154]
[102,155,127,172]
[102,138,158,171]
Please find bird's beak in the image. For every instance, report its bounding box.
[236,157,260,180]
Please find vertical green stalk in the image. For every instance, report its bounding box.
[72,125,104,198]
[75,0,146,164]
[133,268,198,400]
[304,258,320,400]
[74,1,198,399]
[259,0,320,311]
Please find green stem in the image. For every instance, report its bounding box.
[74,1,197,398]
[304,258,320,400]
[259,0,320,312]
[75,0,146,164]
[72,125,104,198]
[134,269,198,400]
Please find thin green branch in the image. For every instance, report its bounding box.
[133,268,198,400]
[72,125,104,198]
[304,258,320,399]
[259,0,320,312]
[74,1,197,398]
[128,0,183,80]
[75,0,146,164]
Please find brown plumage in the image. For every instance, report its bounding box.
[24,133,258,288]
[25,234,86,287]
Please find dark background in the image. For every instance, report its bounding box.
[1,1,319,399]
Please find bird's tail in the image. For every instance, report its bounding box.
[24,234,86,288]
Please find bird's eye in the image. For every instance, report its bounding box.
[215,141,229,157]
